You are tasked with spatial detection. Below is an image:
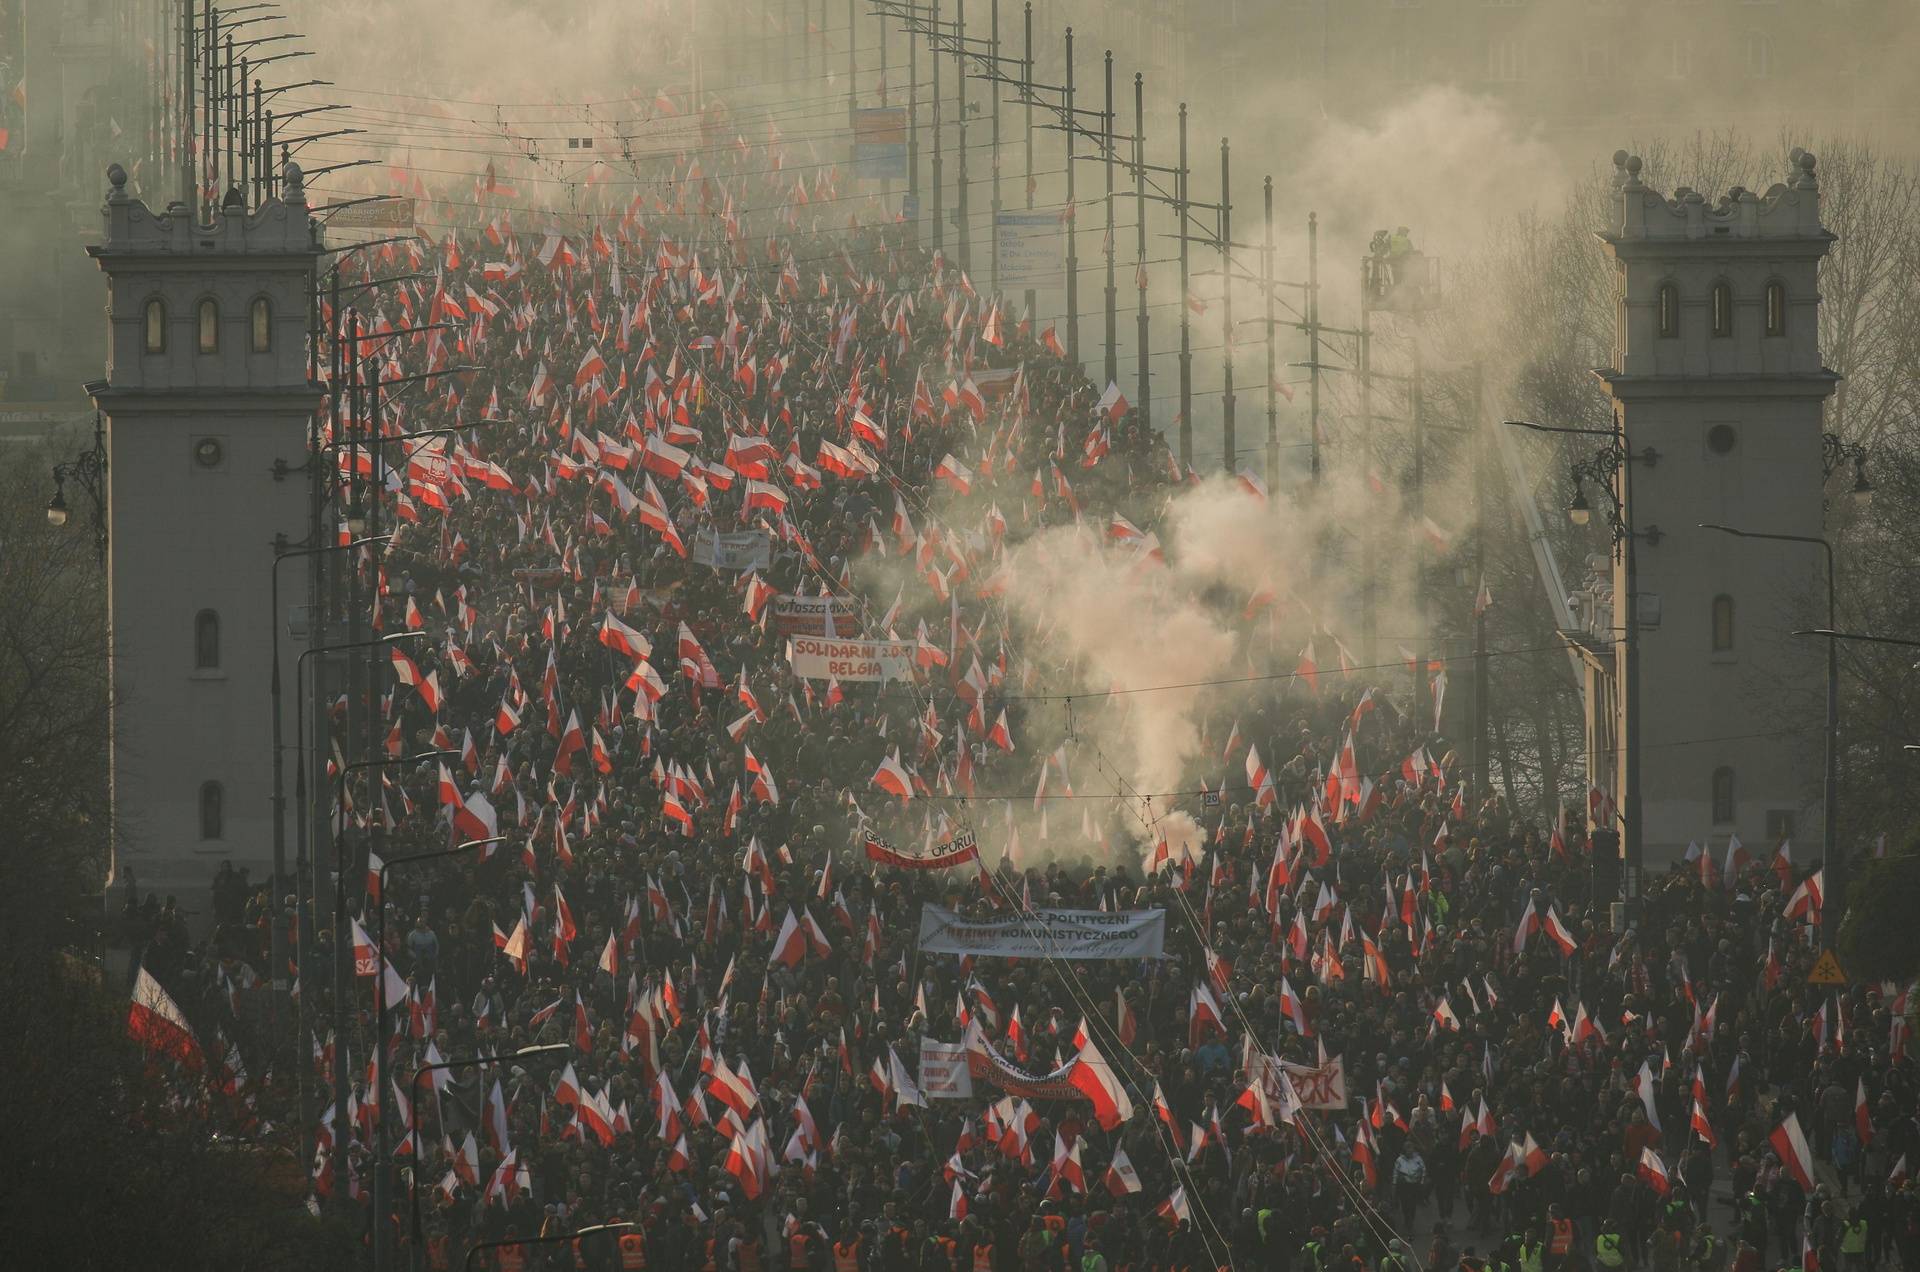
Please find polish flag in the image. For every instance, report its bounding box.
[871,750,913,801]
[598,611,651,661]
[1104,1147,1143,1196]
[575,346,608,389]
[1067,1037,1135,1130]
[1541,905,1578,957]
[934,453,974,495]
[772,909,808,967]
[1154,1186,1192,1228]
[1095,381,1129,422]
[1770,1113,1815,1192]
[128,967,202,1067]
[988,709,1015,752]
[1637,1147,1672,1196]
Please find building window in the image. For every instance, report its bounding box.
[199,781,225,841]
[1765,281,1786,336]
[1707,424,1738,455]
[250,297,272,353]
[1745,33,1772,78]
[143,298,167,354]
[1582,43,1615,79]
[197,298,220,354]
[194,609,221,669]
[1710,282,1733,337]
[1656,283,1679,338]
[1711,595,1735,652]
[1711,768,1735,825]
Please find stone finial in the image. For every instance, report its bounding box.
[1610,150,1630,191]
[106,163,128,201]
[1623,153,1644,191]
[1793,149,1818,191]
[283,161,305,204]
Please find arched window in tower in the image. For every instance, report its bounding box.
[1710,281,1733,337]
[1765,281,1786,337]
[143,298,167,354]
[1711,594,1735,652]
[250,296,272,353]
[193,609,220,670]
[1656,282,1679,338]
[196,298,220,354]
[1710,767,1735,825]
[199,781,225,841]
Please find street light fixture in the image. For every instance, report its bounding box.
[371,835,506,1272]
[409,1042,569,1271]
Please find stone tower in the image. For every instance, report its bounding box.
[1594,149,1836,868]
[85,162,322,926]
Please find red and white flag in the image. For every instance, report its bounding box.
[128,967,202,1067]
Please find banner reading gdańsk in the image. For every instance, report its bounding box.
[916,905,1166,960]
[787,634,916,682]
[866,830,980,870]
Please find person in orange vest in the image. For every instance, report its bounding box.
[619,1227,649,1272]
[790,1219,826,1272]
[1548,1206,1577,1272]
[498,1226,528,1272]
[832,1227,865,1272]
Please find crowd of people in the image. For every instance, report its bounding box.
[123,103,1915,1272]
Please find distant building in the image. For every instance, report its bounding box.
[1576,148,1836,874]
[85,160,321,928]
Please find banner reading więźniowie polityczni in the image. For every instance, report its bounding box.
[915,905,1165,960]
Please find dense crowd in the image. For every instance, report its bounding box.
[122,115,1914,1272]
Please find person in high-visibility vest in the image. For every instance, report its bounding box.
[620,1229,649,1272]
[1595,1219,1626,1271]
[832,1232,863,1272]
[1840,1211,1869,1272]
[1548,1206,1576,1271]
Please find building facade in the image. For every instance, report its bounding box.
[1590,148,1835,868]
[86,161,321,927]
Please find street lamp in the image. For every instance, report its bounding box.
[328,747,456,1226]
[373,835,504,1272]
[1700,523,1840,946]
[1509,419,1662,908]
[408,1042,569,1271]
[270,533,391,1156]
[463,1224,632,1272]
[46,412,109,564]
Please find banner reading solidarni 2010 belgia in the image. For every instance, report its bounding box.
[916,905,1166,959]
[787,634,916,682]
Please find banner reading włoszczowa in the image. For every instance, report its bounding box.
[916,905,1165,960]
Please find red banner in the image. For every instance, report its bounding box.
[865,830,979,871]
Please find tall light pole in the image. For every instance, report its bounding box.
[1509,419,1662,910]
[1700,523,1841,944]
[409,1042,569,1272]
[330,748,456,1228]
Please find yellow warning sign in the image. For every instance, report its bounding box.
[1807,949,1849,987]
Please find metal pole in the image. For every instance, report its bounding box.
[1264,175,1277,493]
[1021,2,1034,324]
[931,0,943,252]
[1308,212,1321,483]
[1472,366,1488,791]
[956,0,970,273]
[1102,50,1117,389]
[330,309,359,1218]
[368,370,389,1272]
[1063,28,1078,368]
[1358,254,1373,661]
[989,0,1001,294]
[1412,343,1426,715]
[1133,73,1149,430]
[1219,136,1234,474]
[1823,548,1839,946]
[848,0,856,117]
[1621,417,1643,906]
[908,6,920,223]
[1177,102,1191,468]
[181,0,194,210]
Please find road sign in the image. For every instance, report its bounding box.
[1807,949,1849,987]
